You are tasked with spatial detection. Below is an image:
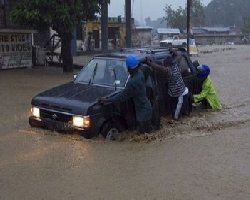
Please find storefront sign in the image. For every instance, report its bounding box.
[0,32,32,69]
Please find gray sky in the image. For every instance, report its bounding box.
[108,0,211,24]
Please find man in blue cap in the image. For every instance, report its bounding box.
[99,54,152,134]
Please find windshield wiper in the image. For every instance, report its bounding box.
[88,63,98,85]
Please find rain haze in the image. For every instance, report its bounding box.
[108,0,211,24]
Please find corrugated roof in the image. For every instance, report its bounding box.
[157,28,180,34]
[204,27,230,32]
[135,26,153,30]
[192,27,231,33]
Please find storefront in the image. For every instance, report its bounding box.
[0,29,36,69]
[83,18,127,50]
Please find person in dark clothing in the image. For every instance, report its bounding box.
[146,54,189,120]
[99,54,152,134]
[87,33,92,51]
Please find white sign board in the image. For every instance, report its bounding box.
[0,33,32,69]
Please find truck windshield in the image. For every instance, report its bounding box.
[75,58,129,87]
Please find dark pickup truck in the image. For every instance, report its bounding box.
[29,47,202,139]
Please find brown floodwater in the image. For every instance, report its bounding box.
[1,45,250,200]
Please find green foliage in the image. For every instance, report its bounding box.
[205,0,250,27]
[164,5,187,31]
[164,0,205,31]
[10,0,106,72]
[191,0,205,26]
[10,0,101,35]
[242,17,250,34]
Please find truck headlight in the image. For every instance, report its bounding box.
[31,106,40,118]
[73,116,90,128]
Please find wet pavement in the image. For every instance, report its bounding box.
[0,45,250,200]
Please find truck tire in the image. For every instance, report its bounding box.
[100,121,123,140]
[81,131,96,139]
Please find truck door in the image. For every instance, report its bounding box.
[178,55,194,93]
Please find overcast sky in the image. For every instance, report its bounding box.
[108,0,211,24]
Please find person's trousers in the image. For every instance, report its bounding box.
[170,87,189,120]
[137,120,152,134]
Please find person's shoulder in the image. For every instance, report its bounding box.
[132,69,143,77]
[205,76,212,82]
[169,63,176,70]
[129,70,142,82]
[173,62,180,68]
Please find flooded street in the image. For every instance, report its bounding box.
[1,45,250,200]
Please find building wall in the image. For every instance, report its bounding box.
[134,29,152,47]
[83,20,127,50]
[195,34,245,45]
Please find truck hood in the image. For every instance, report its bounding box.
[31,82,117,115]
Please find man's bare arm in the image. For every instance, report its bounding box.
[146,58,169,74]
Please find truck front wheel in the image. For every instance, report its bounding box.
[100,121,123,140]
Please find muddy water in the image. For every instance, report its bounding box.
[1,45,250,200]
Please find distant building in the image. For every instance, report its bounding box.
[156,28,181,40]
[133,26,152,47]
[83,17,128,50]
[192,27,231,35]
[83,18,153,49]
[191,27,243,45]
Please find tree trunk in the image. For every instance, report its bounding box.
[61,32,73,72]
[101,0,108,51]
[125,0,132,48]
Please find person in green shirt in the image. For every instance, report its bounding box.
[193,64,222,111]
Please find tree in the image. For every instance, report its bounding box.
[164,5,186,31]
[164,0,205,31]
[11,0,101,72]
[145,17,166,29]
[205,0,250,28]
[191,0,205,27]
[242,17,250,34]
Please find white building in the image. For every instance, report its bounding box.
[156,28,180,40]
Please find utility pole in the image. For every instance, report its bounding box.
[101,0,108,51]
[187,0,191,55]
[125,0,132,48]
